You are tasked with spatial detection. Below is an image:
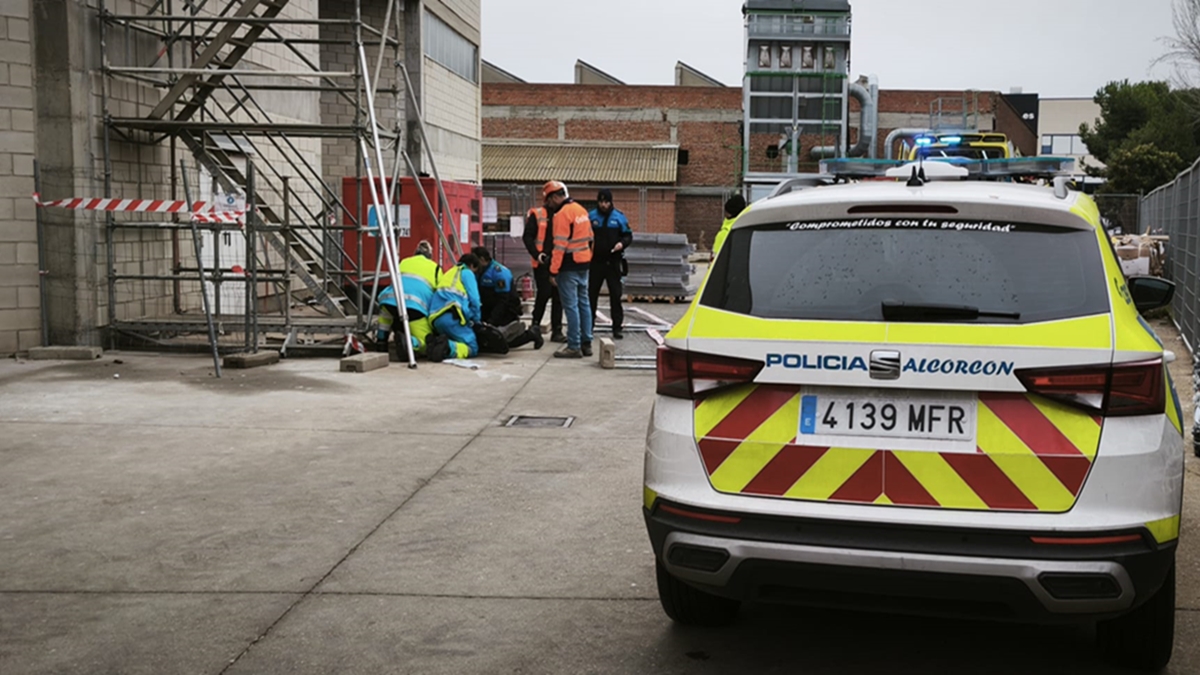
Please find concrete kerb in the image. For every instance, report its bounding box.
[26,346,102,361]
[340,352,389,373]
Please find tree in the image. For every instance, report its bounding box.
[1079,81,1200,167]
[1077,80,1200,193]
[1102,144,1187,195]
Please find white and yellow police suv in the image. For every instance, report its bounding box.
[644,158,1184,671]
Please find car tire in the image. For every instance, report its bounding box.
[1096,563,1175,672]
[655,557,740,627]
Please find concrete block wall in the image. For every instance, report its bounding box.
[319,0,404,195]
[0,0,39,355]
[425,0,482,184]
[424,59,481,183]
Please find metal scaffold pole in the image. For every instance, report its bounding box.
[357,14,416,369]
[181,161,222,378]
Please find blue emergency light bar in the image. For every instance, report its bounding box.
[819,156,1077,180]
[940,136,963,144]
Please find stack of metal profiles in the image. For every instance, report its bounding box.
[623,233,695,300]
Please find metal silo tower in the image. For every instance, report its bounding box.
[742,0,852,198]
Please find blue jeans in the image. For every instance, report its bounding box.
[557,268,592,350]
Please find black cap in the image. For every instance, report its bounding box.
[724,195,746,218]
[597,188,614,202]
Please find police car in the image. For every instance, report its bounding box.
[644,159,1184,671]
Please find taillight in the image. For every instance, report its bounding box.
[1016,360,1164,416]
[656,346,764,399]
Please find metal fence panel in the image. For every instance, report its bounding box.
[1141,159,1200,355]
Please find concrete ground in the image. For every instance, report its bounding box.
[1,311,1197,675]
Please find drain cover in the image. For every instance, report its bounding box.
[505,415,575,429]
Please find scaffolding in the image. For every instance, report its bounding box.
[95,0,437,354]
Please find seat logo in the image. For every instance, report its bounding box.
[870,350,902,380]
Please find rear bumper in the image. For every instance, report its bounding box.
[646,506,1175,622]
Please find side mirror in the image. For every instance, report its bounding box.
[1127,276,1175,314]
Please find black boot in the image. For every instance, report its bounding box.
[425,334,450,363]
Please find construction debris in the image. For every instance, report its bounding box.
[1113,234,1169,278]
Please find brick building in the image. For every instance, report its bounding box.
[482,69,1038,249]
[482,72,743,249]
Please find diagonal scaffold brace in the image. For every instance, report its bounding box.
[358,42,417,370]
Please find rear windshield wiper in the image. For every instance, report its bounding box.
[881,301,1021,323]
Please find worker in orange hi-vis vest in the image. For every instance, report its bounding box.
[544,181,594,359]
[522,197,563,342]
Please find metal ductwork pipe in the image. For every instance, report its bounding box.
[811,76,878,160]
[884,127,936,160]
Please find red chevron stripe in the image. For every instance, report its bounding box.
[697,439,742,475]
[700,386,798,444]
[828,451,884,503]
[883,453,940,507]
[741,444,826,496]
[942,452,1037,510]
[980,394,1089,457]
[980,393,1095,493]
[1038,455,1092,494]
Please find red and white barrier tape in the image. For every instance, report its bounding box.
[191,211,245,224]
[33,193,244,224]
[33,193,206,213]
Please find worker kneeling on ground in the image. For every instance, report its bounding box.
[376,240,440,356]
[472,246,543,352]
[425,253,485,363]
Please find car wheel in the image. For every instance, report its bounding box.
[1096,563,1175,672]
[655,557,740,627]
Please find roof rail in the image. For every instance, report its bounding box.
[767,175,835,200]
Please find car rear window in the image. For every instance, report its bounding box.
[702,219,1110,323]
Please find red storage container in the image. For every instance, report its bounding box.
[342,177,482,288]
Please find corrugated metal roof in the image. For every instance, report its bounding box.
[483,143,679,184]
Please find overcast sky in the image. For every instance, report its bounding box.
[482,0,1178,97]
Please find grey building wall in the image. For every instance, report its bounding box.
[0,0,38,355]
